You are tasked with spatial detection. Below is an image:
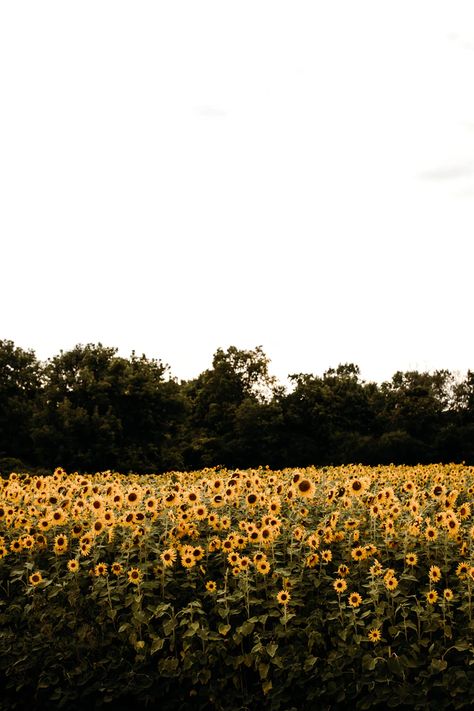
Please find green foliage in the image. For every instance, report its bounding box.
[1,339,474,471]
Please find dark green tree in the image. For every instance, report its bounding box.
[182,346,280,467]
[0,340,42,470]
[32,344,185,472]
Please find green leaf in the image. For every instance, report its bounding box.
[266,642,278,658]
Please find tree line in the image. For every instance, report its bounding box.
[1,339,474,474]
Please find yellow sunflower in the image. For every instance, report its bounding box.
[348,592,363,608]
[368,628,382,643]
[127,567,142,584]
[276,590,291,605]
[333,578,348,594]
[29,571,43,586]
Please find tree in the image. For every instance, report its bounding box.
[0,340,42,468]
[281,364,378,465]
[182,346,280,467]
[32,344,185,472]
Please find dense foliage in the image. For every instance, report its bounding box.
[0,464,473,710]
[1,339,474,474]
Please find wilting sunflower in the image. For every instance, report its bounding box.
[348,592,363,608]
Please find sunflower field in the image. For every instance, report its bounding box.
[1,464,474,710]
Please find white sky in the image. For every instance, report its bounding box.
[1,1,474,387]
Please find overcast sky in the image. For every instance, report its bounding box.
[1,1,474,387]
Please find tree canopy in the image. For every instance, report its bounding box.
[0,339,473,474]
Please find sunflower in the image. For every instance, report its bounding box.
[29,571,43,586]
[53,534,68,555]
[428,565,442,583]
[94,562,108,577]
[111,562,123,576]
[71,522,84,538]
[426,590,438,605]
[256,560,271,575]
[368,628,382,643]
[348,592,363,608]
[239,556,251,571]
[384,576,398,592]
[276,590,291,605]
[125,490,141,507]
[181,554,195,568]
[205,580,217,593]
[208,537,221,552]
[455,562,469,580]
[458,502,471,519]
[297,479,315,499]
[405,552,418,567]
[227,552,240,566]
[443,588,454,601]
[348,478,366,496]
[160,548,177,567]
[424,526,438,542]
[305,553,319,568]
[268,500,281,515]
[67,559,80,573]
[194,505,208,520]
[337,563,350,577]
[333,578,348,594]
[10,540,22,553]
[351,546,367,562]
[246,493,259,507]
[127,567,142,584]
[321,549,332,563]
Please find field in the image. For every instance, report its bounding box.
[1,464,474,710]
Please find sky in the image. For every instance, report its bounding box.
[1,1,474,388]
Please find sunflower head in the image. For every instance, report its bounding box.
[276,590,291,605]
[368,628,382,643]
[348,592,363,608]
